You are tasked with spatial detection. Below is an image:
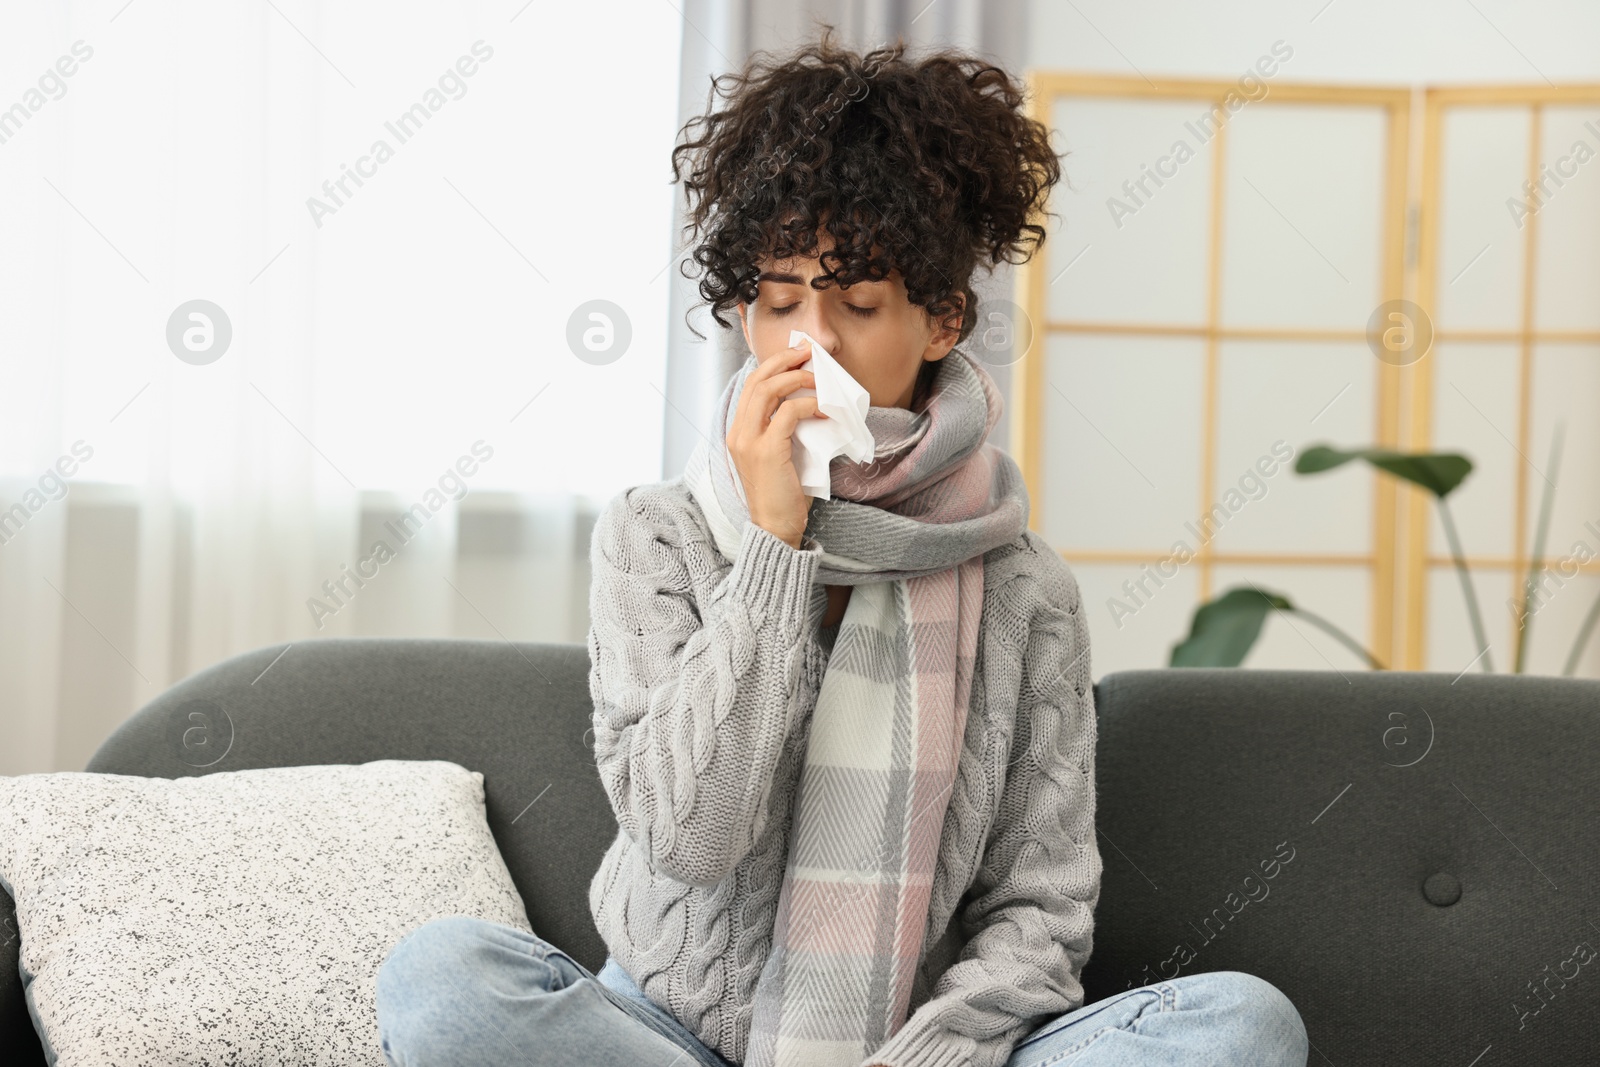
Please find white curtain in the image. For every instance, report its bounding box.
[1,0,683,774]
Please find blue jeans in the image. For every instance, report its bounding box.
[375,915,1309,1066]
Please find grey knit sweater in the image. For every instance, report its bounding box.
[585,475,1101,1067]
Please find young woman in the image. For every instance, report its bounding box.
[375,32,1310,1067]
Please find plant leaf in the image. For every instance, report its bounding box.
[1296,445,1472,498]
[1171,587,1293,668]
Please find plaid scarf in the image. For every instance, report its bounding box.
[684,347,1028,1066]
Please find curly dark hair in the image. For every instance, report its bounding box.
[670,27,1064,346]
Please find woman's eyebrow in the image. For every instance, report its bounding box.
[756,271,888,290]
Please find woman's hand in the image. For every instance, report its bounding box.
[726,342,829,549]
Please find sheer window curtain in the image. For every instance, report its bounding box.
[1,1,683,774]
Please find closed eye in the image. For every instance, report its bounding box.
[766,302,877,318]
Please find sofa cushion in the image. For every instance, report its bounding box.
[0,759,531,1066]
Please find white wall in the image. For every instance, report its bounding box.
[1027,0,1600,85]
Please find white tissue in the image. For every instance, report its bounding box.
[786,329,875,499]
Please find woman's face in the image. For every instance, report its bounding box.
[736,233,961,410]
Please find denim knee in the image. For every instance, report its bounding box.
[376,915,534,1064]
[381,915,504,983]
[1196,970,1309,1065]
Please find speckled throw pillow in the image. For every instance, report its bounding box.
[0,760,532,1066]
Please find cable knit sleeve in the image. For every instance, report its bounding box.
[866,543,1102,1067]
[586,483,823,889]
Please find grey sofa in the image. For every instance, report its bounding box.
[4,637,1598,1064]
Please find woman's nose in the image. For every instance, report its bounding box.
[795,307,840,357]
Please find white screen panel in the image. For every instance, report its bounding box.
[1524,343,1600,561]
[1039,333,1204,551]
[1073,560,1203,680]
[1424,564,1516,674]
[1047,96,1214,326]
[1211,340,1375,554]
[1516,572,1600,677]
[1532,107,1600,332]
[1428,343,1520,559]
[1220,104,1388,329]
[1435,106,1530,330]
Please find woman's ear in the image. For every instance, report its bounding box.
[923,292,966,362]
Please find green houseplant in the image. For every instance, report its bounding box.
[1170,430,1592,674]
